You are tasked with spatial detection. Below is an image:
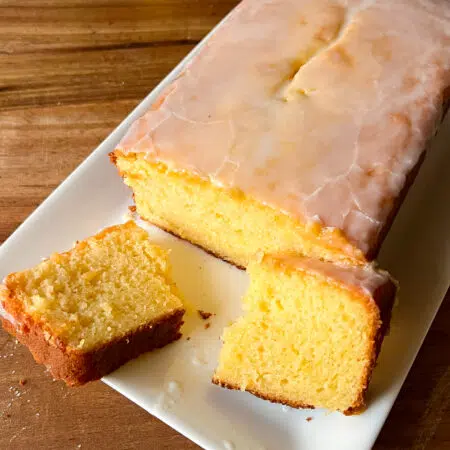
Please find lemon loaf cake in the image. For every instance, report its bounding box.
[112,0,450,268]
[213,254,396,414]
[0,222,185,385]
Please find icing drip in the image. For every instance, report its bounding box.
[273,254,393,297]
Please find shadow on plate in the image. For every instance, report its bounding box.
[368,114,450,404]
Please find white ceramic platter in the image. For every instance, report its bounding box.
[1,10,449,450]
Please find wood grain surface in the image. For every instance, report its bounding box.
[0,1,449,449]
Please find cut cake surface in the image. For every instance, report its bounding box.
[113,0,450,267]
[212,255,396,414]
[0,222,185,385]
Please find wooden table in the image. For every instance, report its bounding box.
[0,1,449,449]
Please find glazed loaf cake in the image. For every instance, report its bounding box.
[1,222,185,385]
[112,0,450,268]
[110,0,450,413]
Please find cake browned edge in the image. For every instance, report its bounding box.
[211,275,397,415]
[1,292,185,386]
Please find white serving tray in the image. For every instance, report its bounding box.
[1,9,449,450]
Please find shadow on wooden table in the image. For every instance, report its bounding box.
[374,290,450,449]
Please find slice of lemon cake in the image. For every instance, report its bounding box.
[112,0,450,269]
[0,222,185,386]
[213,254,396,414]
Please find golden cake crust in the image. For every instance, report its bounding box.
[0,222,185,385]
[1,275,185,386]
[211,377,316,411]
[1,307,184,386]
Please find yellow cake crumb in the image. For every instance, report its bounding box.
[113,153,365,268]
[213,255,393,413]
[2,222,184,352]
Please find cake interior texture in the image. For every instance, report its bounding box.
[2,222,184,353]
[212,255,396,413]
[113,153,365,269]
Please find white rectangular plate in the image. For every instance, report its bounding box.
[1,10,449,450]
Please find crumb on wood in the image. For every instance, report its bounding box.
[306,416,313,422]
[197,310,213,320]
[19,379,27,386]
[204,323,211,330]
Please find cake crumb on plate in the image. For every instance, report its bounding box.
[197,310,213,320]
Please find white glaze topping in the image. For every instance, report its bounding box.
[118,0,450,255]
[273,253,392,297]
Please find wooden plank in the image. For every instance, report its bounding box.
[0,44,193,110]
[0,100,138,242]
[0,1,238,54]
[0,0,207,5]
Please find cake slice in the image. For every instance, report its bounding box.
[212,254,396,414]
[0,222,185,386]
[112,0,450,268]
